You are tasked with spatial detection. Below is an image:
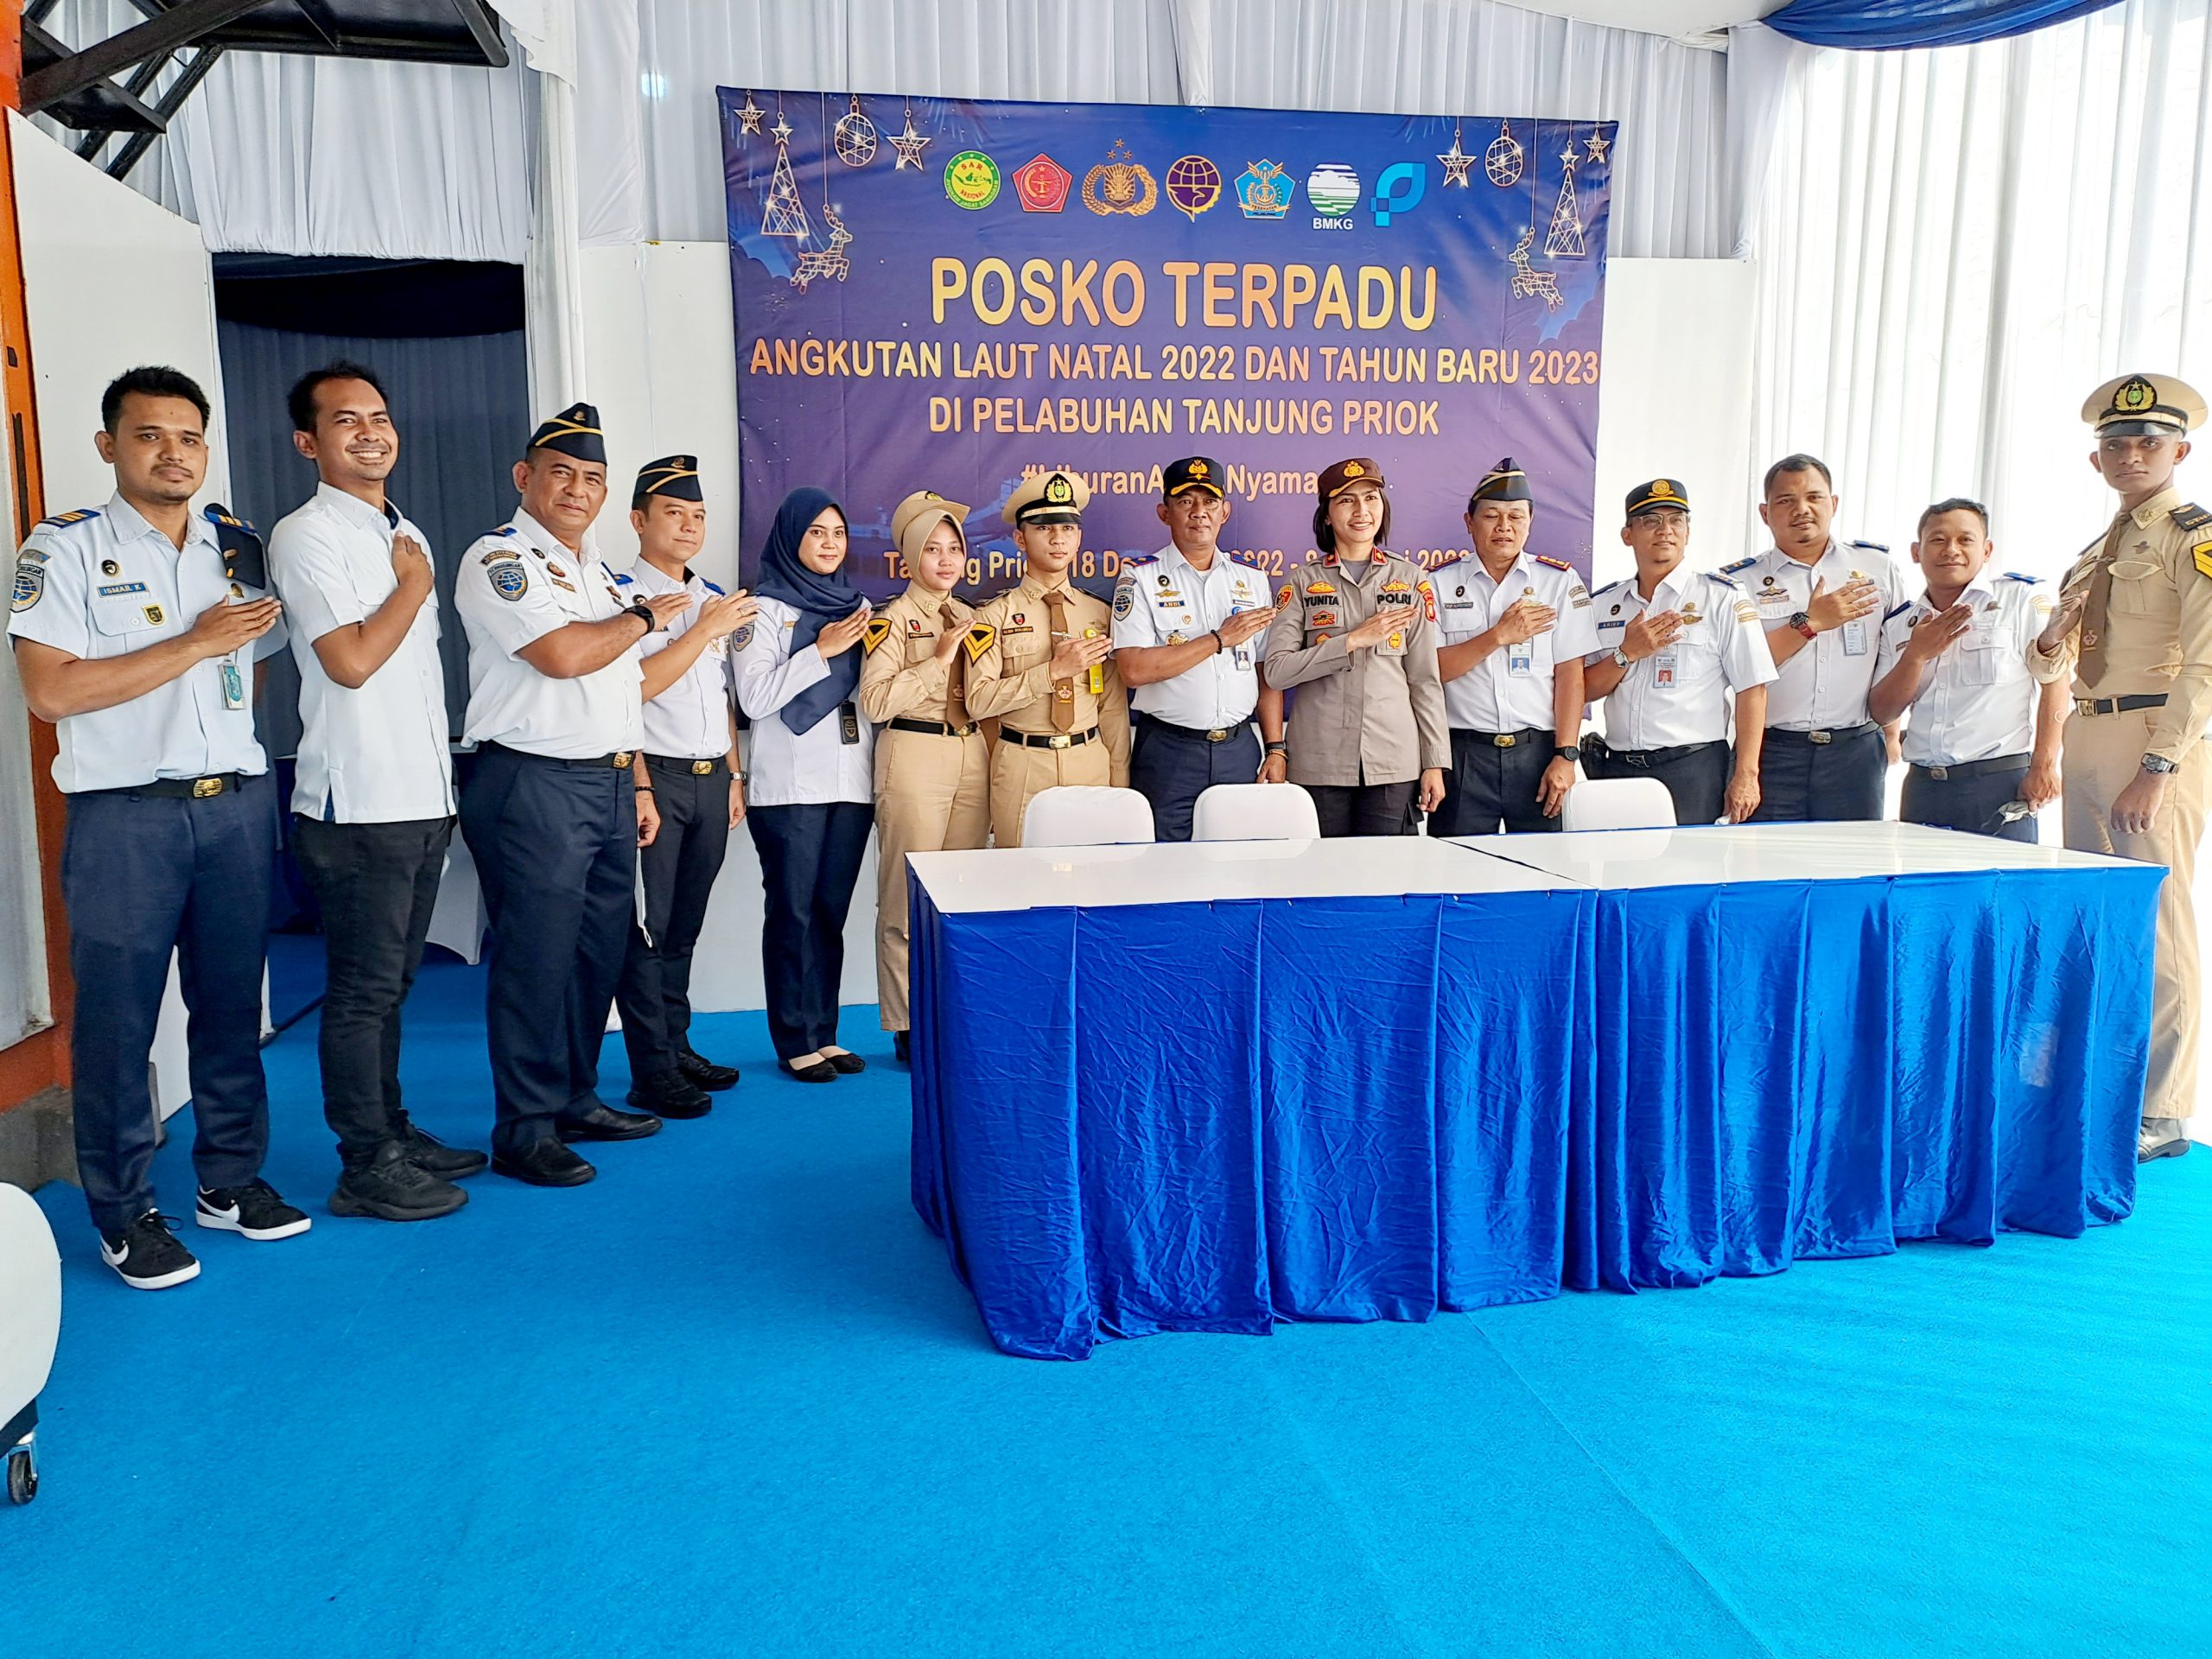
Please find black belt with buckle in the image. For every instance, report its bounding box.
[888,717,981,738]
[101,771,250,800]
[1452,726,1548,750]
[1910,753,2029,783]
[1005,726,1102,750]
[1146,718,1249,744]
[1765,722,1878,747]
[2075,693,2168,717]
[483,741,634,770]
[1588,736,1724,769]
[644,753,723,776]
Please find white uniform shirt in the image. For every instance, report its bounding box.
[1586,567,1778,750]
[733,594,874,807]
[8,493,285,793]
[269,482,454,822]
[1431,550,1599,731]
[620,558,731,760]
[454,508,643,759]
[1723,538,1907,731]
[1875,572,2055,767]
[1109,542,1268,728]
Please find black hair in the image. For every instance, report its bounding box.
[100,365,209,433]
[1312,491,1391,552]
[1916,497,1990,538]
[288,359,386,435]
[1762,453,1834,497]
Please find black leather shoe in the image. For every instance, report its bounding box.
[781,1057,839,1084]
[391,1110,490,1179]
[893,1029,911,1065]
[628,1068,711,1121]
[556,1102,663,1142]
[822,1048,867,1076]
[675,1046,740,1091]
[490,1140,596,1187]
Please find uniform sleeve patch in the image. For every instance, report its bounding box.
[964,623,995,661]
[1274,583,1294,607]
[1418,577,1438,622]
[490,562,529,601]
[861,617,893,654]
[1112,576,1137,620]
[1733,601,1758,623]
[2192,540,2212,581]
[11,561,44,612]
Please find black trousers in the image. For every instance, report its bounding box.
[1902,759,2037,842]
[1309,779,1420,837]
[1750,726,1886,823]
[63,772,276,1233]
[747,800,872,1060]
[292,813,453,1166]
[1585,739,1732,826]
[617,758,733,1077]
[1431,729,1557,836]
[1128,716,1261,842]
[460,746,636,1158]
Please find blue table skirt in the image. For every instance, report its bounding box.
[1566,863,2166,1292]
[912,887,1597,1360]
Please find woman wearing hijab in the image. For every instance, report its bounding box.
[734,488,876,1082]
[857,490,991,1065]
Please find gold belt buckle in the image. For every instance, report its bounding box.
[1047,734,1071,749]
[190,776,222,799]
[691,759,715,775]
[2075,697,2101,717]
[1493,734,1516,748]
[1808,730,1832,746]
[612,751,633,768]
[1206,728,1230,742]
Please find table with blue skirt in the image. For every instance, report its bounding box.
[908,823,2161,1359]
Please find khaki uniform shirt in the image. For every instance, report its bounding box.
[965,574,1131,767]
[1262,550,1450,786]
[2049,486,2212,763]
[857,583,982,727]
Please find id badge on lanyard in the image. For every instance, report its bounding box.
[1652,648,1678,688]
[221,651,246,710]
[1506,639,1535,677]
[1840,620,1869,658]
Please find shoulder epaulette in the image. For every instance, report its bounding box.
[36,508,101,530]
[495,524,517,537]
[2170,502,2212,532]
[1530,554,1574,572]
[2002,571,2039,584]
[1121,554,1158,569]
[861,616,893,655]
[204,503,265,588]
[613,572,633,586]
[1849,537,1890,554]
[1883,601,1912,621]
[702,578,724,594]
[1720,556,1757,575]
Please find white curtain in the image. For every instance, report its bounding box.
[1742,0,2212,569]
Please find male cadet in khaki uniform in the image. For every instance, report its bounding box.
[2031,372,2212,1163]
[1867,498,2066,842]
[1583,479,1777,824]
[965,470,1129,846]
[1112,456,1283,841]
[1726,454,1908,820]
[860,490,993,1060]
[1429,458,1598,834]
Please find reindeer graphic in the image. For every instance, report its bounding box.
[791,210,853,290]
[1508,228,1561,311]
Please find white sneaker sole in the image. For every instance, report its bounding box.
[103,1253,201,1291]
[194,1206,313,1241]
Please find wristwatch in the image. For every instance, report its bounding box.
[2141,753,2181,774]
[1610,646,1631,669]
[1554,742,1582,762]
[1789,611,1818,640]
[625,600,660,633]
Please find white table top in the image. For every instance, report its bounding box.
[1452,821,2146,892]
[908,836,1577,915]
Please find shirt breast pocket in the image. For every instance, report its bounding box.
[90,594,166,643]
[2108,560,2167,617]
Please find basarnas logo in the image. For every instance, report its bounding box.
[1306,162,1358,230]
[1371,161,1425,227]
[1236,160,1295,219]
[944,150,1001,210]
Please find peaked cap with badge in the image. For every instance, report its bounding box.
[892,489,972,564]
[1162,456,1225,499]
[1003,469,1090,527]
[1317,456,1385,500]
[2083,372,2206,439]
[1625,478,1691,519]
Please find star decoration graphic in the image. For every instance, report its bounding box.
[1560,144,1581,168]
[735,92,765,135]
[891,111,931,171]
[1584,130,1611,164]
[772,112,794,143]
[1437,125,1475,188]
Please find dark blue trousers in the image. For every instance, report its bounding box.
[1902,759,2037,842]
[1750,726,1887,822]
[64,772,276,1234]
[617,759,732,1077]
[747,801,871,1061]
[461,747,636,1158]
[1432,728,1557,836]
[1128,716,1261,842]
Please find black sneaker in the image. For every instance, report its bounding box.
[100,1211,200,1290]
[391,1110,490,1179]
[195,1179,313,1241]
[675,1046,740,1091]
[330,1145,469,1222]
[628,1067,711,1120]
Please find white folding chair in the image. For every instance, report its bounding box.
[1191,782,1321,842]
[1561,776,1677,831]
[0,1183,60,1503]
[1020,786,1156,848]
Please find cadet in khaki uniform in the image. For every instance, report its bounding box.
[2032,372,2212,1163]
[859,490,993,1062]
[965,470,1129,846]
[1262,457,1449,836]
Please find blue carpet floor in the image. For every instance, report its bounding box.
[5,956,2209,1657]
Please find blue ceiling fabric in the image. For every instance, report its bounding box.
[1764,0,2127,48]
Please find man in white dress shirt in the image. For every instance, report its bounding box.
[612,455,755,1116]
[454,404,690,1187]
[270,361,488,1224]
[1583,478,1777,824]
[1111,456,1283,841]
[1868,498,2067,842]
[1726,454,1907,820]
